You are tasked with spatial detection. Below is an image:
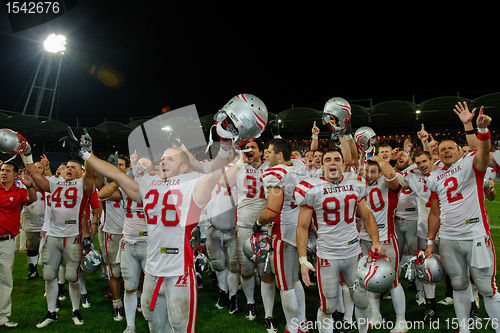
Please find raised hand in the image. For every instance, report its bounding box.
[40,154,50,168]
[476,106,491,129]
[21,169,34,188]
[390,147,401,160]
[417,124,429,142]
[404,138,413,153]
[130,150,138,166]
[60,126,90,160]
[107,151,119,166]
[453,101,476,125]
[311,121,320,136]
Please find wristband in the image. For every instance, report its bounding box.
[256,219,262,227]
[81,151,91,161]
[311,135,318,139]
[25,154,33,164]
[427,238,434,246]
[465,128,476,135]
[235,157,244,168]
[26,185,33,189]
[385,174,398,182]
[92,223,98,226]
[477,129,490,141]
[299,256,309,265]
[218,144,231,158]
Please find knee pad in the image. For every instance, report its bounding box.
[475,279,495,297]
[240,262,255,278]
[27,249,38,257]
[228,260,239,273]
[450,275,469,291]
[43,265,57,281]
[211,258,226,272]
[65,266,79,283]
[352,286,369,309]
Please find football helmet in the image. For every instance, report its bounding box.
[214,94,268,147]
[307,231,317,257]
[354,126,377,154]
[81,250,102,274]
[413,249,446,283]
[0,128,31,155]
[243,230,271,264]
[322,97,351,133]
[357,250,395,293]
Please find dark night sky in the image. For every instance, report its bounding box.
[1,1,499,127]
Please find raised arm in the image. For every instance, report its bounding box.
[369,155,400,191]
[22,154,50,193]
[453,101,479,151]
[417,124,431,154]
[473,106,492,172]
[311,121,320,151]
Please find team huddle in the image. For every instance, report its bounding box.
[1,94,500,333]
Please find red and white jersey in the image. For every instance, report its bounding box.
[102,199,125,234]
[395,187,418,222]
[119,188,147,244]
[24,191,45,232]
[403,166,433,238]
[262,162,306,246]
[427,154,490,240]
[235,161,269,227]
[306,168,323,178]
[138,171,205,277]
[485,167,496,180]
[205,182,237,230]
[294,172,367,259]
[359,175,400,242]
[43,177,87,237]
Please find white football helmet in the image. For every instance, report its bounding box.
[0,128,31,155]
[243,230,271,264]
[357,250,395,293]
[81,250,102,274]
[413,249,446,283]
[214,94,268,147]
[354,126,377,154]
[322,97,351,133]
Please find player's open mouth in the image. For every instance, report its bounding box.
[329,166,337,172]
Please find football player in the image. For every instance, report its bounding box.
[359,156,408,333]
[426,106,499,333]
[25,155,93,328]
[295,147,384,333]
[253,138,308,333]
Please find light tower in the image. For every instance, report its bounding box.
[22,33,66,119]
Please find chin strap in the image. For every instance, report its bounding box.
[366,249,388,262]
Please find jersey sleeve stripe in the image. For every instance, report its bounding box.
[298,180,314,189]
[263,172,284,180]
[294,186,307,198]
[266,167,288,174]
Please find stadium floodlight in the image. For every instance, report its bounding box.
[43,34,66,54]
[162,126,172,131]
[415,110,421,114]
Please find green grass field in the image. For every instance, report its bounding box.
[7,184,500,332]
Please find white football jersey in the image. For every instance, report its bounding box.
[404,166,433,238]
[426,154,490,240]
[262,162,306,246]
[306,168,323,178]
[359,175,400,242]
[295,173,367,259]
[138,171,205,277]
[395,187,418,221]
[119,188,147,244]
[102,199,125,234]
[235,161,269,227]
[205,181,237,230]
[24,191,45,232]
[44,177,86,237]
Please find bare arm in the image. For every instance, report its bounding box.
[22,155,50,193]
[485,180,496,201]
[297,205,315,286]
[20,172,37,205]
[256,187,284,226]
[311,121,319,151]
[473,107,492,173]
[357,199,384,254]
[339,136,352,171]
[179,144,205,173]
[346,134,359,169]
[425,197,441,256]
[417,124,431,154]
[40,154,53,177]
[85,154,139,202]
[98,182,121,200]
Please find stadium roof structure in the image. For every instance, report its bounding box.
[2,92,500,148]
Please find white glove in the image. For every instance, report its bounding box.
[299,256,315,271]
